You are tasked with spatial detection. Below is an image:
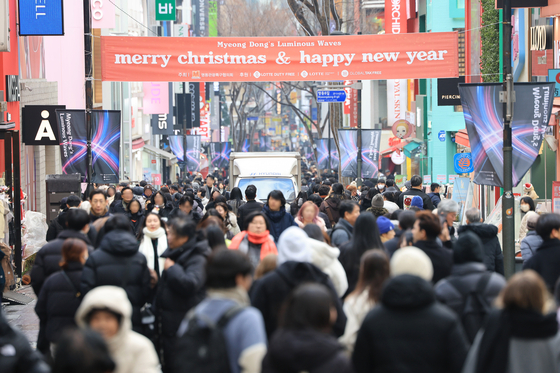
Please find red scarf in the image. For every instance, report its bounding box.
[229,230,277,259]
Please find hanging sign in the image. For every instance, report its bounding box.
[101,33,459,82]
[22,105,66,145]
[454,152,474,174]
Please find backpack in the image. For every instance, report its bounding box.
[171,304,246,373]
[448,272,492,343]
[328,223,352,245]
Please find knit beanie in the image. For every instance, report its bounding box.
[277,227,311,265]
[453,231,484,264]
[377,216,394,234]
[390,246,433,281]
[526,211,539,230]
[410,195,423,210]
[372,194,384,208]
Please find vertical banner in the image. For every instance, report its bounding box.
[361,129,382,178]
[459,82,555,187]
[91,110,121,183]
[386,0,408,130]
[316,139,339,170]
[186,135,202,171]
[143,82,169,114]
[168,136,185,162]
[56,110,88,181]
[219,141,231,168]
[209,142,221,168]
[242,138,250,152]
[338,130,358,177]
[175,93,193,131]
[189,83,200,127]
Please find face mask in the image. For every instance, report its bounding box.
[520,204,530,212]
[378,185,385,190]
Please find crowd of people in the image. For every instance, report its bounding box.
[3,167,560,373]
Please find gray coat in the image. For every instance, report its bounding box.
[520,230,543,261]
[331,219,354,248]
[462,330,560,373]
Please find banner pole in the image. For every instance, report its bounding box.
[502,0,515,279]
[84,0,93,185]
[357,81,362,186]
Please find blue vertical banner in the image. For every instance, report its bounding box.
[186,135,202,172]
[56,110,88,181]
[91,110,121,183]
[316,138,339,170]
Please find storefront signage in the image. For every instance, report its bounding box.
[19,0,64,36]
[22,105,66,145]
[101,33,459,82]
[437,77,465,106]
[496,0,547,9]
[548,69,560,97]
[454,152,474,174]
[156,0,176,21]
[438,130,446,141]
[92,0,116,29]
[553,181,560,213]
[423,175,432,184]
[530,25,553,51]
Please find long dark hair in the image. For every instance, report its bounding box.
[351,250,390,303]
[229,187,243,202]
[351,213,385,257]
[520,196,535,212]
[151,191,167,206]
[214,202,232,227]
[137,212,165,241]
[279,283,335,332]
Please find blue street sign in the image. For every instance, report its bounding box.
[317,90,347,103]
[454,153,474,174]
[19,0,64,36]
[247,116,259,121]
[438,130,446,142]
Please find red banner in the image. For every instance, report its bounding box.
[101,33,459,82]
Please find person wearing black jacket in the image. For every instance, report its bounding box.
[459,207,505,275]
[238,185,264,231]
[250,228,346,339]
[352,274,469,373]
[126,199,145,234]
[397,175,434,210]
[169,195,202,223]
[523,213,560,292]
[89,188,111,223]
[262,283,353,373]
[384,210,416,257]
[155,216,210,373]
[46,194,82,241]
[146,191,174,221]
[109,186,134,214]
[31,209,93,296]
[0,309,50,373]
[35,238,88,347]
[412,211,453,284]
[80,214,152,336]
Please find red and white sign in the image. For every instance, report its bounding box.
[553,181,560,212]
[92,0,116,29]
[143,82,169,114]
[386,0,408,128]
[343,80,358,128]
[151,159,157,164]
[152,174,162,186]
[100,33,459,82]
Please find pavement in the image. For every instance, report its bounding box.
[3,285,39,348]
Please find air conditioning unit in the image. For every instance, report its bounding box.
[0,0,9,52]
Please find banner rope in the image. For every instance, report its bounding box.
[108,0,158,36]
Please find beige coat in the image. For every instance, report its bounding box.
[75,286,160,373]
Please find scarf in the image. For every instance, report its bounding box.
[476,308,558,373]
[229,230,277,259]
[207,286,251,307]
[139,227,167,275]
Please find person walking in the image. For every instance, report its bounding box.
[458,208,504,275]
[109,187,134,214]
[384,210,416,257]
[295,201,327,232]
[262,283,353,373]
[137,212,168,278]
[428,183,442,208]
[250,227,346,339]
[47,195,82,241]
[89,189,111,223]
[126,199,145,235]
[237,185,264,231]
[462,270,560,373]
[518,196,536,241]
[227,187,246,216]
[146,191,174,221]
[229,211,277,269]
[339,250,390,354]
[434,231,506,342]
[155,216,210,372]
[215,202,241,237]
[75,286,160,373]
[331,201,360,248]
[519,211,542,261]
[52,329,116,373]
[262,190,297,242]
[173,250,267,373]
[320,183,346,226]
[35,238,89,350]
[397,175,434,210]
[80,215,152,336]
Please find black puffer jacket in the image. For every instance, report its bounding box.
[353,274,469,373]
[46,211,67,242]
[146,202,174,221]
[250,261,346,339]
[0,310,50,373]
[413,239,453,284]
[35,262,84,344]
[80,229,151,333]
[31,230,93,296]
[458,224,505,275]
[262,329,353,373]
[155,234,210,337]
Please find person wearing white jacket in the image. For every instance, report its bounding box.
[303,224,349,297]
[75,286,160,373]
[138,212,168,277]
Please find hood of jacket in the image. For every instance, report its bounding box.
[98,229,139,257]
[458,223,498,239]
[161,233,210,262]
[325,196,341,209]
[450,262,487,277]
[275,261,329,288]
[57,229,92,246]
[75,286,131,353]
[308,238,340,270]
[381,274,435,310]
[263,204,288,223]
[267,329,344,372]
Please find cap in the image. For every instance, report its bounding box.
[377,216,394,234]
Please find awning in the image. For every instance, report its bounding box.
[132,137,145,150]
[455,129,470,148]
[403,141,421,158]
[143,144,177,160]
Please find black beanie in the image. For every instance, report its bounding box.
[453,231,484,264]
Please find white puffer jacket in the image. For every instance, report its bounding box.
[307,238,348,297]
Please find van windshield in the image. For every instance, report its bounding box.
[238,178,296,203]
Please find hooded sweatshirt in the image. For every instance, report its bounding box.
[307,238,348,297]
[75,286,159,373]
